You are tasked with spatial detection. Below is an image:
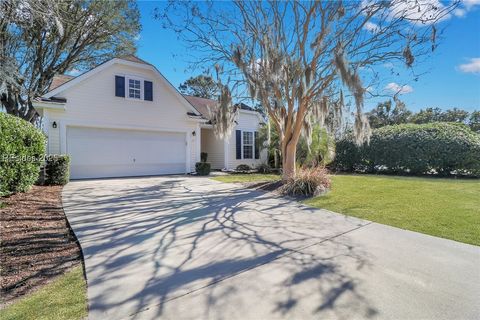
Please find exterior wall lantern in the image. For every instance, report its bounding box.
[192,130,196,136]
[52,121,57,129]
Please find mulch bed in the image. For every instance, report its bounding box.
[0,186,82,305]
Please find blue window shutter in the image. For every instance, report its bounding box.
[236,130,242,159]
[115,76,125,97]
[144,81,153,101]
[255,131,260,159]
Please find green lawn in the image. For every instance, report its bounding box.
[305,175,480,246]
[0,266,88,320]
[211,173,480,246]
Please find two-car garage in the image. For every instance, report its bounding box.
[34,56,206,180]
[66,127,187,179]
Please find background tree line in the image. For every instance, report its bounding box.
[367,100,479,133]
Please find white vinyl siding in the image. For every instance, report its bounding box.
[48,125,61,154]
[225,111,267,170]
[44,63,199,175]
[201,128,225,169]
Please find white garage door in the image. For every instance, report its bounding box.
[67,127,187,179]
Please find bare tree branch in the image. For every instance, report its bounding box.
[159,0,459,179]
[0,0,141,122]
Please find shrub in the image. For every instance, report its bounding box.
[0,113,46,196]
[297,125,336,166]
[200,152,208,163]
[195,162,211,175]
[331,137,363,172]
[281,167,331,197]
[236,164,251,172]
[333,122,480,176]
[256,162,271,173]
[36,164,46,186]
[45,155,70,185]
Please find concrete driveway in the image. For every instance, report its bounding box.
[62,176,480,320]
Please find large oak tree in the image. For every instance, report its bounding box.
[0,0,141,122]
[160,0,458,179]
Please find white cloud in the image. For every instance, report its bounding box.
[389,0,451,25]
[67,68,81,76]
[363,21,379,33]
[453,8,467,17]
[458,58,480,74]
[362,0,479,24]
[384,82,413,94]
[453,0,480,18]
[462,0,480,9]
[382,62,395,69]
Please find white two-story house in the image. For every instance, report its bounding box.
[33,55,267,179]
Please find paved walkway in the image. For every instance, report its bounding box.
[62,176,480,320]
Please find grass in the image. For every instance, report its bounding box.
[306,175,480,246]
[212,173,281,183]
[0,266,88,320]
[211,173,480,246]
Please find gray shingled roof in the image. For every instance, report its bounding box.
[183,95,218,119]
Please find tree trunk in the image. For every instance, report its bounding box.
[282,140,298,181]
[1,91,38,123]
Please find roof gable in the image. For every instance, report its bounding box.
[118,55,152,65]
[44,56,200,116]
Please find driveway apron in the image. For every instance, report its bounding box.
[62,176,480,320]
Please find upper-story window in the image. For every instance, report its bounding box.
[128,78,142,99]
[115,75,153,101]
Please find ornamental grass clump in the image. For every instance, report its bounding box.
[281,167,331,197]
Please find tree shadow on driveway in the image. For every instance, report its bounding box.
[63,176,376,319]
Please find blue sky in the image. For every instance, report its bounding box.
[135,1,480,112]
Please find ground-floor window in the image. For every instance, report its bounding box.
[243,131,253,159]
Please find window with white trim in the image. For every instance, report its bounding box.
[243,131,254,159]
[128,78,142,99]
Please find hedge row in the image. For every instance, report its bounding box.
[0,113,46,196]
[333,122,480,177]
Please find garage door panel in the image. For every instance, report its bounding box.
[67,127,187,179]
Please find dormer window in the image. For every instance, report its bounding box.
[128,78,142,99]
[115,75,153,101]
